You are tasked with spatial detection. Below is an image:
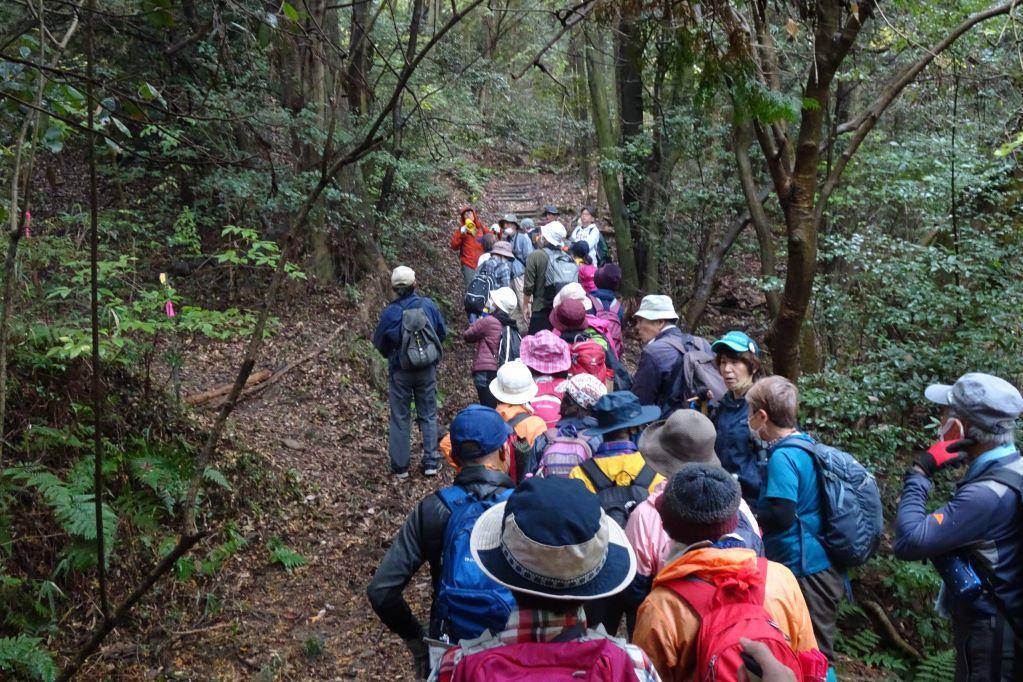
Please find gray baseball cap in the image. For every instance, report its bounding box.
[924,372,1023,433]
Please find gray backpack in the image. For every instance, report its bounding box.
[399,307,442,370]
[543,248,579,301]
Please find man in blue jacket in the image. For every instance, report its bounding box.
[894,372,1023,682]
[372,266,447,478]
[631,294,692,418]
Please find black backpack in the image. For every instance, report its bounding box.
[464,270,496,314]
[578,459,656,528]
[543,249,579,301]
[399,306,442,370]
[496,325,521,366]
[596,232,610,266]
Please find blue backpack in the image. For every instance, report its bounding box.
[435,486,515,642]
[787,439,883,568]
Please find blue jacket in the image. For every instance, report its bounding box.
[713,392,764,502]
[632,326,687,416]
[590,288,624,322]
[893,449,1023,623]
[372,291,447,372]
[508,232,533,278]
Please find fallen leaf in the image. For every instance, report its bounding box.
[786,18,799,40]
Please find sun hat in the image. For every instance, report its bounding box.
[519,330,571,375]
[390,266,415,287]
[925,372,1023,434]
[450,405,514,460]
[488,287,518,315]
[489,361,539,406]
[593,264,622,291]
[552,282,594,311]
[551,298,588,332]
[712,331,760,356]
[470,476,636,600]
[639,410,719,478]
[558,373,608,410]
[521,217,535,232]
[657,463,741,546]
[498,213,520,229]
[490,241,515,259]
[633,294,678,321]
[540,220,567,248]
[542,205,560,216]
[585,391,661,436]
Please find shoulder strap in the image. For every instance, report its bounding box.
[580,457,614,491]
[436,486,472,511]
[665,557,770,617]
[633,464,656,489]
[778,436,816,457]
[551,623,586,643]
[974,465,1023,493]
[508,412,531,431]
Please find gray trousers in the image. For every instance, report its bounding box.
[388,365,439,473]
[461,264,475,290]
[796,565,845,662]
[954,615,1019,681]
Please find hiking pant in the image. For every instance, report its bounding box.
[461,265,475,291]
[388,365,440,473]
[954,615,1019,681]
[511,275,527,328]
[528,307,552,335]
[796,565,845,662]
[473,370,498,408]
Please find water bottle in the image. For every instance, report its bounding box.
[932,553,983,600]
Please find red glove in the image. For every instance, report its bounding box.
[914,440,968,477]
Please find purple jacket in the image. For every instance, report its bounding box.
[631,325,686,413]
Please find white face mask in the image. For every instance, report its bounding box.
[503,228,514,237]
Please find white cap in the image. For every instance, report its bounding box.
[391,266,415,287]
[634,294,678,321]
[488,287,518,314]
[489,361,538,405]
[552,282,593,311]
[540,221,567,248]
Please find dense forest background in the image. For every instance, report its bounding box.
[2,0,1022,679]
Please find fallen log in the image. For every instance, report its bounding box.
[184,369,272,406]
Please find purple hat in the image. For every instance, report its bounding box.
[519,330,571,375]
[551,298,588,332]
[594,264,622,291]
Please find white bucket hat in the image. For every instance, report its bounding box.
[488,287,518,315]
[634,294,678,321]
[540,220,567,248]
[552,281,594,311]
[489,360,538,405]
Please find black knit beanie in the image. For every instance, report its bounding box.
[657,463,741,545]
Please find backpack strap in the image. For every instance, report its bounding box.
[580,457,615,492]
[632,463,656,490]
[973,465,1023,493]
[436,486,472,511]
[551,623,586,643]
[507,412,531,432]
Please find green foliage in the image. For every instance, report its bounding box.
[0,635,57,682]
[914,648,956,682]
[267,537,307,573]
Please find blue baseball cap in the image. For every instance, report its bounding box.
[711,331,760,356]
[449,405,513,460]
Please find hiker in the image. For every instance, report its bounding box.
[551,298,621,390]
[567,391,662,634]
[571,206,601,257]
[631,295,722,417]
[893,373,1023,682]
[626,410,764,631]
[476,238,512,289]
[523,220,577,334]
[518,330,571,428]
[450,207,486,290]
[747,376,845,671]
[367,405,515,680]
[712,331,768,503]
[570,240,597,293]
[462,287,519,407]
[591,264,624,320]
[556,373,607,453]
[553,282,622,360]
[490,360,549,481]
[432,476,661,681]
[372,266,447,478]
[633,463,820,682]
[500,213,533,326]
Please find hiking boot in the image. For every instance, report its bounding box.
[422,465,440,477]
[393,470,410,480]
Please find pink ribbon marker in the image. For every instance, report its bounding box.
[24,211,31,238]
[165,300,176,318]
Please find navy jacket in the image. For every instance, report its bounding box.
[372,290,447,372]
[632,326,687,415]
[590,288,624,322]
[714,392,764,502]
[893,450,1023,623]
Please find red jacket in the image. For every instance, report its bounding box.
[463,315,502,372]
[450,228,484,270]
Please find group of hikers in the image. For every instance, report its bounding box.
[367,204,1023,681]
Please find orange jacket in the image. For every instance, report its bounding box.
[632,547,817,682]
[451,208,486,269]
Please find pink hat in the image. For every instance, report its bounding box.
[519,330,571,375]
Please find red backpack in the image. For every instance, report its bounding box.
[570,340,609,383]
[450,636,641,682]
[664,558,807,682]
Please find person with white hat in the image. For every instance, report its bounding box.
[372,266,448,478]
[894,372,1023,681]
[430,477,660,681]
[489,360,548,482]
[462,287,520,407]
[522,220,578,335]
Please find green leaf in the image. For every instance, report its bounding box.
[281,1,299,22]
[138,82,166,106]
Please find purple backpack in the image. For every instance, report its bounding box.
[537,426,593,478]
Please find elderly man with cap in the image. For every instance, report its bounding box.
[368,405,516,680]
[522,219,577,334]
[372,266,447,478]
[430,476,660,681]
[894,373,1023,682]
[633,463,819,682]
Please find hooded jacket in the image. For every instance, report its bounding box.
[450,209,486,270]
[632,547,817,682]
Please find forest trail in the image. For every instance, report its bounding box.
[155,173,565,681]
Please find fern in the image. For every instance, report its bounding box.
[0,635,58,682]
[914,649,956,682]
[267,537,307,573]
[203,466,232,491]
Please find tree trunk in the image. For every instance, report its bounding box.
[615,10,646,281]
